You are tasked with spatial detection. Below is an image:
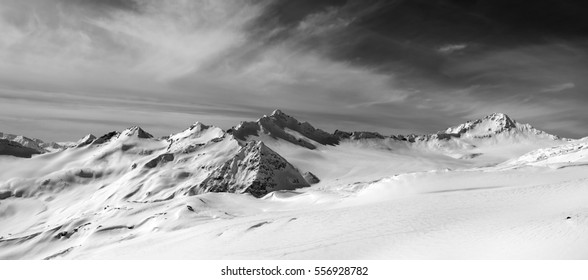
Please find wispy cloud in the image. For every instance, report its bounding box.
[541,82,575,93]
[0,0,587,140]
[0,0,408,140]
[438,44,468,54]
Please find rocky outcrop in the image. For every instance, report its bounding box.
[92,131,120,145]
[303,171,320,184]
[123,126,153,139]
[144,153,174,168]
[0,132,68,153]
[0,132,46,152]
[334,130,386,140]
[195,141,310,197]
[0,139,42,158]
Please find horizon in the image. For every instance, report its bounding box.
[1,0,587,141]
[0,109,571,142]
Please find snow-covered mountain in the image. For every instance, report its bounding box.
[0,132,68,153]
[1,110,587,260]
[265,111,567,167]
[0,111,567,189]
[74,134,97,148]
[0,123,314,202]
[229,109,340,149]
[404,113,567,162]
[0,138,41,158]
[442,112,560,140]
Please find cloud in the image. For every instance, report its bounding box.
[59,0,141,12]
[0,0,263,80]
[295,6,355,36]
[1,0,588,140]
[0,0,411,140]
[441,43,588,96]
[438,44,468,54]
[541,82,575,93]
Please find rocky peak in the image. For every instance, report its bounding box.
[75,134,97,148]
[334,130,386,140]
[0,132,46,153]
[271,109,285,116]
[195,141,311,197]
[445,113,519,138]
[188,122,210,132]
[92,131,120,145]
[0,138,41,158]
[122,126,153,139]
[229,110,339,149]
[442,112,560,140]
[484,113,516,128]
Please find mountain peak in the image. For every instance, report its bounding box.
[483,113,516,128]
[167,122,226,153]
[487,112,510,119]
[444,113,557,139]
[75,134,97,148]
[188,122,210,132]
[230,110,339,149]
[0,132,47,153]
[0,138,42,158]
[445,113,516,136]
[263,109,295,123]
[271,109,285,116]
[123,126,153,139]
[195,140,311,197]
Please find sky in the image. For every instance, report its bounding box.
[0,0,587,141]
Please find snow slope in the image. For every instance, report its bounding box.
[3,162,585,260]
[500,137,588,168]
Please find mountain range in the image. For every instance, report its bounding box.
[2,110,588,259]
[0,110,573,198]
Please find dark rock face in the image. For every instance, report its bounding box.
[303,171,320,184]
[0,190,12,200]
[262,110,340,146]
[229,110,339,150]
[93,132,119,145]
[0,139,41,158]
[125,127,153,139]
[136,128,153,139]
[144,153,174,168]
[0,132,47,153]
[434,133,458,140]
[257,116,318,149]
[75,170,94,178]
[333,130,353,139]
[227,121,260,140]
[195,141,310,197]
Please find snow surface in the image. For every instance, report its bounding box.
[1,112,588,259]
